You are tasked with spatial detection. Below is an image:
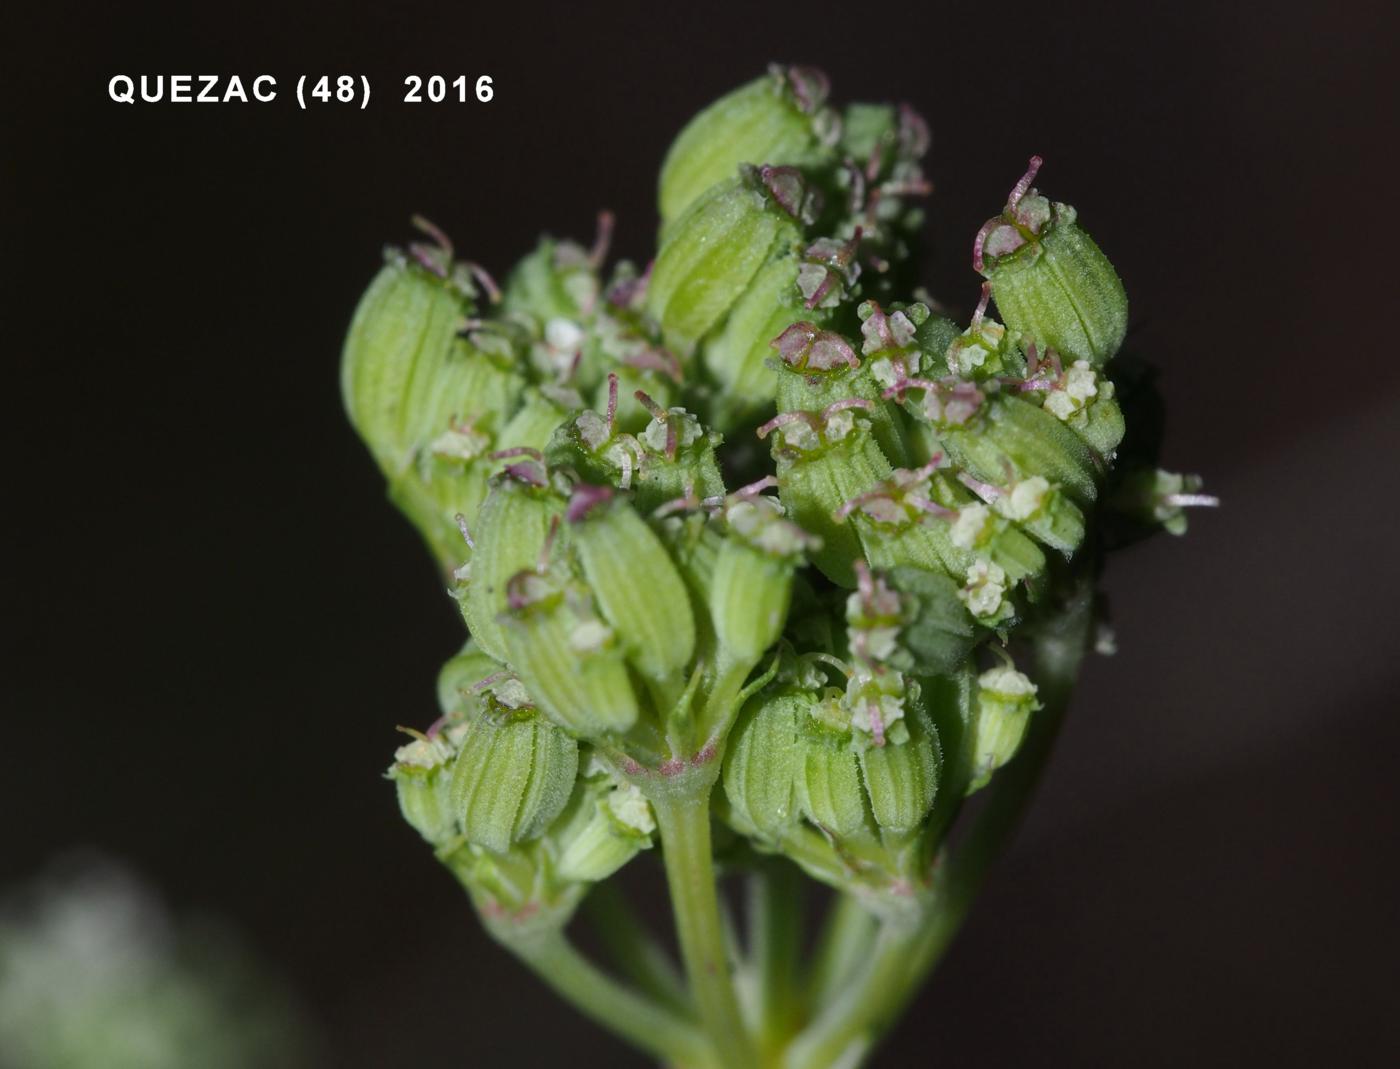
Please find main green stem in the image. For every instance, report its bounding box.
[653,789,759,1069]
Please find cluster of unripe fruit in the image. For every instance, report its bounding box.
[343,65,1194,931]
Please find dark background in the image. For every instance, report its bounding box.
[4,1,1397,1065]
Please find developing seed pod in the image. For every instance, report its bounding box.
[566,485,696,687]
[646,168,809,357]
[935,392,1100,506]
[499,571,641,737]
[458,471,568,665]
[342,239,528,570]
[450,679,580,854]
[388,422,492,574]
[1065,390,1125,459]
[722,689,804,839]
[402,340,530,572]
[387,728,464,847]
[341,246,475,474]
[763,400,893,588]
[658,65,838,228]
[700,249,814,429]
[710,493,816,664]
[975,157,1128,366]
[554,761,658,883]
[795,696,868,838]
[966,662,1042,794]
[858,703,941,835]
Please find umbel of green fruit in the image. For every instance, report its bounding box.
[342,63,1214,1069]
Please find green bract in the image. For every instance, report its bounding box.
[345,67,1212,1069]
